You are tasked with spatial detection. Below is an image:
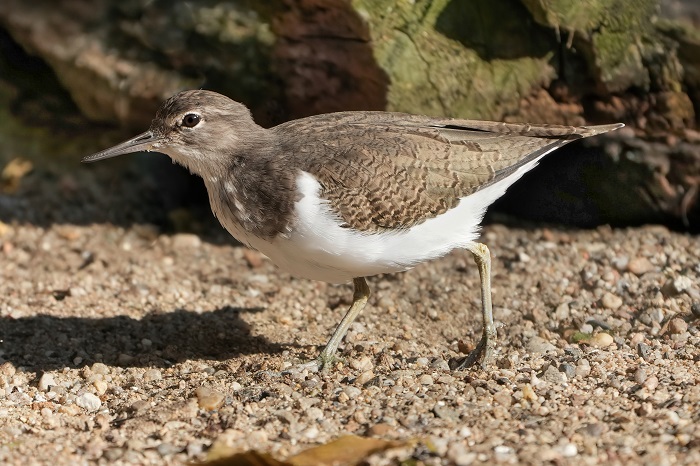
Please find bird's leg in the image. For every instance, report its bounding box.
[316,277,370,371]
[451,243,496,370]
[284,277,370,374]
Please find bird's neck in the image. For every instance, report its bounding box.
[200,134,298,242]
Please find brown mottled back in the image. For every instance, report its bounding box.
[274,112,621,231]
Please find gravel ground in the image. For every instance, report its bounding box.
[0,166,699,465]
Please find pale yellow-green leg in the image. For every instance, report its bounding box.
[452,242,496,370]
[289,277,370,374]
[317,277,370,369]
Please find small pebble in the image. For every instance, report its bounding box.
[637,402,653,416]
[643,375,659,391]
[582,423,604,437]
[75,392,102,412]
[350,356,374,372]
[415,357,430,367]
[355,370,374,386]
[494,445,515,460]
[59,404,82,416]
[367,423,394,436]
[447,442,476,466]
[661,276,693,296]
[691,302,700,317]
[612,255,629,271]
[143,368,162,382]
[564,346,583,360]
[627,257,654,275]
[666,318,688,335]
[634,367,648,384]
[589,333,614,347]
[637,342,651,361]
[493,391,512,408]
[172,233,202,249]
[576,359,592,378]
[639,308,665,325]
[559,363,576,379]
[433,403,460,422]
[305,407,323,421]
[522,384,537,402]
[543,365,565,384]
[93,380,108,395]
[103,448,124,461]
[419,374,434,386]
[526,336,556,354]
[186,442,204,458]
[194,387,225,410]
[555,303,570,320]
[601,292,623,310]
[0,362,16,378]
[91,363,109,375]
[343,386,361,399]
[555,443,578,457]
[38,373,56,392]
[430,358,450,371]
[302,425,319,439]
[157,443,181,456]
[130,400,150,414]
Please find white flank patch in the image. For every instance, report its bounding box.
[257,153,549,284]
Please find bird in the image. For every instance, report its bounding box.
[83,89,623,372]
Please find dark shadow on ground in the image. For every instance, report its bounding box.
[0,306,283,372]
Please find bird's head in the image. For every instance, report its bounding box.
[82,90,262,177]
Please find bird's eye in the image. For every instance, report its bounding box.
[182,113,201,128]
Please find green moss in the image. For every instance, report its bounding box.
[352,0,555,119]
[571,332,592,343]
[521,0,606,32]
[523,0,684,93]
[593,32,649,91]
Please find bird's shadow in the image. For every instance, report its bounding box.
[0,306,283,373]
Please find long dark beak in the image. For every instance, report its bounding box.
[81,131,159,163]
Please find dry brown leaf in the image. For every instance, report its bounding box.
[1,157,34,193]
[196,450,290,466]
[287,435,408,466]
[196,435,410,466]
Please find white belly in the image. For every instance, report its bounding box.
[232,164,539,284]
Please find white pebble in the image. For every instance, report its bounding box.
[556,443,578,457]
[172,233,202,249]
[76,392,102,412]
[302,425,319,439]
[38,373,56,392]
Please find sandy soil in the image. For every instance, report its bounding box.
[0,163,699,465]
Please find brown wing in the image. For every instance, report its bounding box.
[275,112,622,231]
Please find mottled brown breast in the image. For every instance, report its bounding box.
[276,112,620,232]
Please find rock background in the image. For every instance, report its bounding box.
[1,3,699,465]
[1,0,699,229]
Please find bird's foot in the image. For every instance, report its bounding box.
[449,334,495,370]
[281,351,343,376]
